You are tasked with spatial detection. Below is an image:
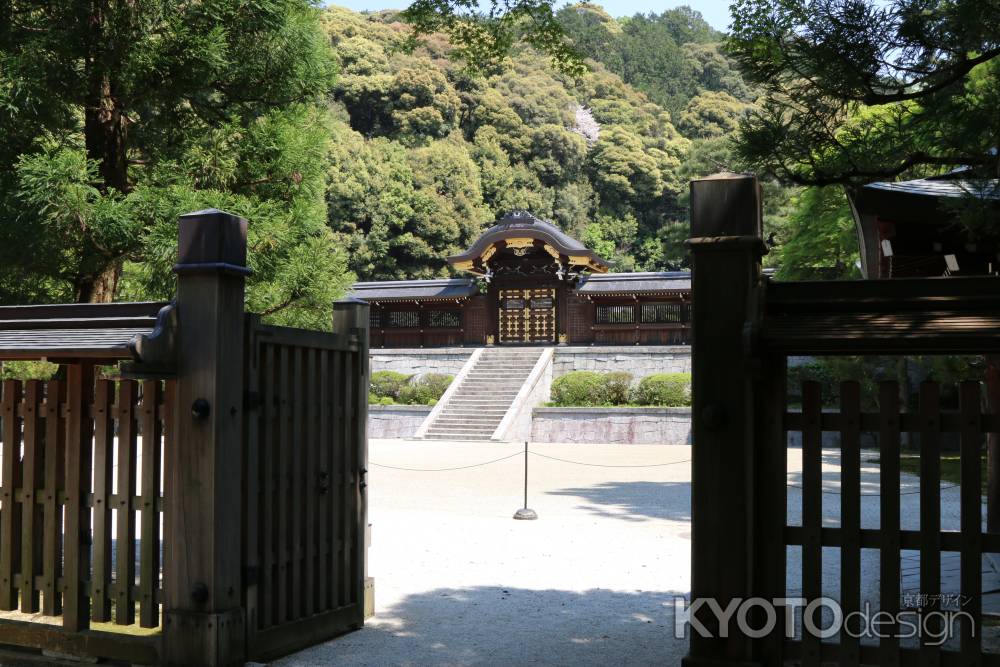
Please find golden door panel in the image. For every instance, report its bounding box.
[498,288,556,343]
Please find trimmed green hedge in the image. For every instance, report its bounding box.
[549,370,691,407]
[369,371,453,406]
[633,373,691,407]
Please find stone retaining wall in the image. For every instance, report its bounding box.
[369,348,473,377]
[552,346,691,378]
[369,404,432,439]
[531,407,692,445]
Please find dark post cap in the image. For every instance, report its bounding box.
[690,173,762,239]
[174,209,251,276]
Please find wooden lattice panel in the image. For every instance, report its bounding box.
[498,288,555,343]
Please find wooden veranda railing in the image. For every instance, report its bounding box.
[685,173,1000,667]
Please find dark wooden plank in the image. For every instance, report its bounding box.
[91,380,115,622]
[353,330,369,621]
[243,320,261,636]
[0,616,159,664]
[317,349,331,612]
[959,381,982,663]
[290,347,304,620]
[304,348,318,616]
[259,342,277,630]
[247,604,357,663]
[42,380,65,616]
[115,380,138,625]
[784,410,1000,435]
[63,362,94,632]
[139,380,162,628]
[0,380,22,610]
[878,381,901,666]
[839,381,861,667]
[20,380,44,614]
[801,380,822,667]
[277,345,291,624]
[920,381,942,665]
[330,349,344,609]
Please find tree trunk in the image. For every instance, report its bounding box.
[75,262,122,304]
[987,355,1000,533]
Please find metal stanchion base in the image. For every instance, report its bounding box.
[513,507,538,520]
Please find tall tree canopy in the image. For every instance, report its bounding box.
[1,0,352,326]
[727,0,1000,185]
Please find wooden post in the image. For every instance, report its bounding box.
[163,209,251,667]
[683,173,767,666]
[332,297,372,624]
[987,355,1000,533]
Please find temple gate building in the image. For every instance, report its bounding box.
[350,211,691,348]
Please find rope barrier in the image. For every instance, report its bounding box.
[369,451,523,472]
[528,451,692,468]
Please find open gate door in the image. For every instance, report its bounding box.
[242,312,371,661]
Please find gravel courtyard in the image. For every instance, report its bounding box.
[275,440,985,666]
[275,439,694,666]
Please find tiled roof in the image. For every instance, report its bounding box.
[865,179,1000,200]
[576,272,691,294]
[0,302,170,360]
[350,279,478,302]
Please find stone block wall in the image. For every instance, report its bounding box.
[369,405,432,439]
[552,346,691,379]
[370,348,473,377]
[531,407,692,445]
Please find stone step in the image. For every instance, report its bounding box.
[424,428,495,437]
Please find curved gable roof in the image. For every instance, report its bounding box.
[448,211,608,272]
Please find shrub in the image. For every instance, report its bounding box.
[550,371,607,406]
[0,361,58,381]
[601,371,633,405]
[633,373,691,407]
[397,373,453,405]
[370,370,411,400]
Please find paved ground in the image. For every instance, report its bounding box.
[275,440,694,666]
[275,440,991,666]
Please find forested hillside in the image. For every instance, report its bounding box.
[324,4,774,280]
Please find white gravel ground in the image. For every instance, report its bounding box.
[274,440,977,666]
[275,439,694,667]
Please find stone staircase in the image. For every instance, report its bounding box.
[421,347,545,441]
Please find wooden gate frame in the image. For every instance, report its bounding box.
[683,174,1000,666]
[0,209,370,667]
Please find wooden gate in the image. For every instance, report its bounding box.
[0,209,369,666]
[686,174,1000,666]
[242,315,369,661]
[498,288,556,343]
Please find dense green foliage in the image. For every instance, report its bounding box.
[369,370,454,405]
[549,370,691,407]
[0,0,353,327]
[633,373,692,407]
[324,4,769,279]
[727,0,1000,187]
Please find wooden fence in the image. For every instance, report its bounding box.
[0,209,369,666]
[686,174,1000,666]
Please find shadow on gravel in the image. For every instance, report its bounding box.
[545,480,691,523]
[277,585,688,666]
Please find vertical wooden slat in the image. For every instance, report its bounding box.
[353,328,369,620]
[42,380,64,616]
[20,381,44,614]
[959,381,982,661]
[878,381,901,666]
[91,380,115,622]
[243,320,261,636]
[260,343,277,629]
[290,347,304,620]
[277,345,291,624]
[801,380,822,667]
[0,380,22,611]
[317,349,331,612]
[919,381,941,664]
[755,354,786,665]
[64,362,94,632]
[160,380,174,612]
[331,349,344,609]
[115,380,138,625]
[139,380,162,628]
[342,349,354,606]
[839,381,861,667]
[303,348,318,616]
